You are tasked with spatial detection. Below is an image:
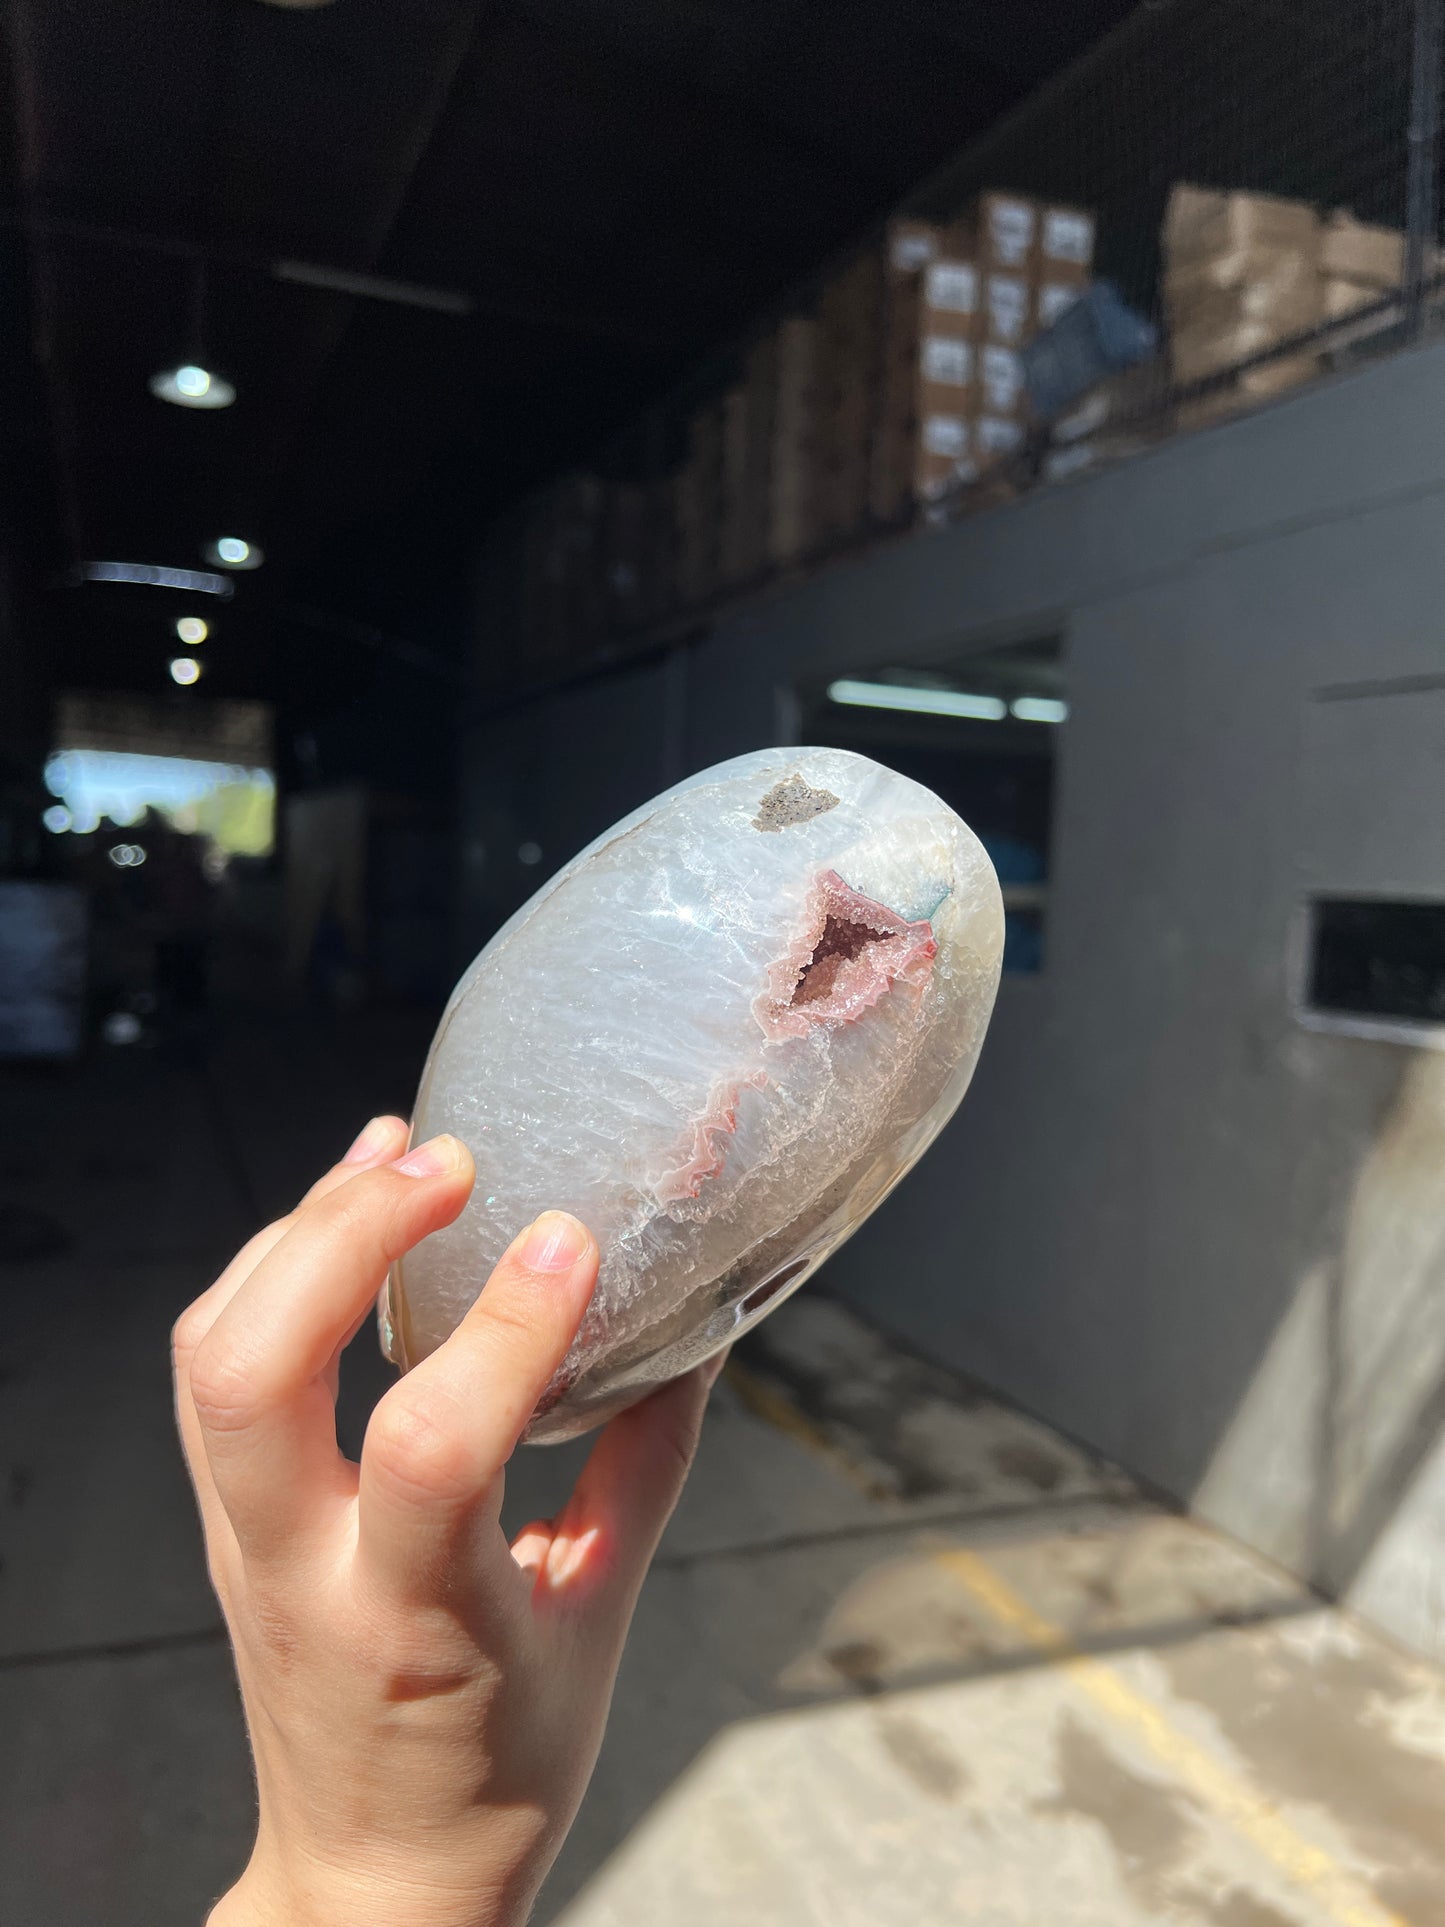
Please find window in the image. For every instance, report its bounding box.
[803,637,1063,973]
[1305,898,1445,1031]
[46,692,276,860]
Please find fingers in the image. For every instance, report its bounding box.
[187,1134,474,1556]
[534,1352,725,1628]
[174,1116,411,1369]
[358,1213,599,1596]
[173,1116,410,1534]
[509,1518,557,1581]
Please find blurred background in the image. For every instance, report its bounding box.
[2,2,1445,1922]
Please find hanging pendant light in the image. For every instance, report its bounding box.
[149,261,236,409]
[149,363,236,409]
[203,537,264,571]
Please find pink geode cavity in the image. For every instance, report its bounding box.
[754,869,937,1043]
[655,1071,769,1203]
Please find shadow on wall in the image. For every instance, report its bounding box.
[1195,1047,1445,1651]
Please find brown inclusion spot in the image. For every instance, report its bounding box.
[751,774,840,832]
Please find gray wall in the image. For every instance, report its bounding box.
[459,343,1445,1661]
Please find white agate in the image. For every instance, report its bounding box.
[385,747,1003,1441]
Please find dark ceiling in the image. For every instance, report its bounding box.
[2,0,1135,725]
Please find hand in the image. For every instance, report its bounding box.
[173,1116,720,1927]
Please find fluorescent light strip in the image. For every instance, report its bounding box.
[273,259,475,316]
[1010,696,1069,724]
[827,679,1008,721]
[81,562,234,598]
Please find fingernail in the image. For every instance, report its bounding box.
[519,1211,590,1272]
[394,1134,465,1178]
[343,1117,394,1165]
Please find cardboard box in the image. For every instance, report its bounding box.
[984,272,1031,346]
[816,253,885,547]
[869,236,924,524]
[973,191,1038,273]
[717,385,752,590]
[924,258,983,333]
[920,334,975,388]
[886,218,941,275]
[1163,184,1320,285]
[1317,211,1406,344]
[674,405,725,605]
[768,316,821,566]
[1164,184,1323,421]
[979,343,1026,416]
[872,222,944,522]
[1320,211,1404,287]
[1038,204,1096,283]
[735,336,779,585]
[915,415,976,500]
[974,414,1025,460]
[870,222,1008,519]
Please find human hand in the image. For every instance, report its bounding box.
[173,1116,721,1927]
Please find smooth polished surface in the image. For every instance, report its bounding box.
[396,749,1004,1440]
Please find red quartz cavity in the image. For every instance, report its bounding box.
[756,870,936,1042]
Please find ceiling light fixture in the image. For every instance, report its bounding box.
[1010,696,1069,724]
[826,679,1008,721]
[203,537,263,570]
[169,657,202,685]
[77,561,233,596]
[148,362,236,409]
[175,615,209,645]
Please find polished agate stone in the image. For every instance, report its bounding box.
[384,748,1003,1442]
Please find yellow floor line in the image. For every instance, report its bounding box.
[722,1361,891,1499]
[935,1547,1412,1927]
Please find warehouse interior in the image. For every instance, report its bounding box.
[3,3,1445,1924]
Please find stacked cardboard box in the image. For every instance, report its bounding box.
[768,315,821,567]
[914,244,985,499]
[716,385,751,591]
[1035,203,1097,329]
[717,337,778,590]
[815,251,885,547]
[1163,185,1323,426]
[869,218,941,521]
[673,403,724,607]
[870,198,1097,516]
[869,218,984,513]
[1321,210,1405,344]
[972,192,1096,467]
[974,191,1034,472]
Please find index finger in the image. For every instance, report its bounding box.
[172,1114,411,1535]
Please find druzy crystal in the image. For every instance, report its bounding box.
[385,747,1003,1441]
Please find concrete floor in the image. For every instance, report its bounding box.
[2,1011,1443,1926]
